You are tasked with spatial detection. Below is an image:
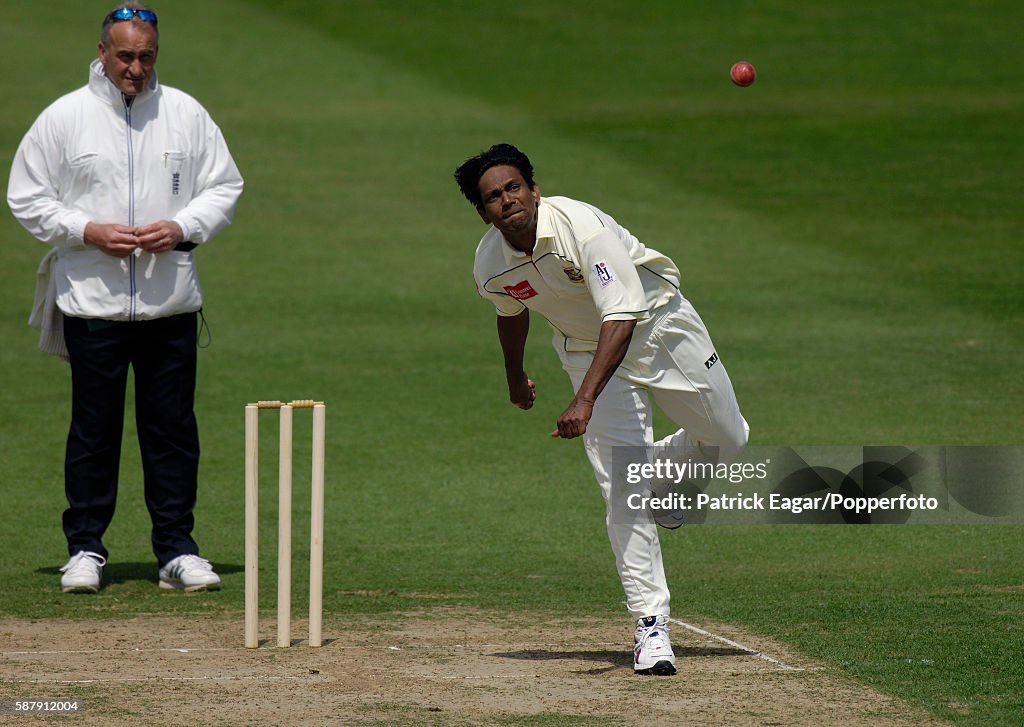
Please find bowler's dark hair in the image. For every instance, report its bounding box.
[101,3,159,45]
[454,144,535,209]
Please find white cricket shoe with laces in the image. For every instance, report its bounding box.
[634,615,677,675]
[159,555,221,592]
[59,551,106,593]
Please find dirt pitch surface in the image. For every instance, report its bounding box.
[1,610,945,726]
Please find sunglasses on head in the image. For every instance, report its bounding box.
[109,7,158,23]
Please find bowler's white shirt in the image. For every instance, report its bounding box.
[474,196,681,352]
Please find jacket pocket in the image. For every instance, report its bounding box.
[56,247,131,319]
[134,249,203,317]
[69,151,99,167]
[162,150,194,200]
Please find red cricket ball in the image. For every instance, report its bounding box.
[730,61,756,87]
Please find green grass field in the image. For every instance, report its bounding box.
[1,1,1022,724]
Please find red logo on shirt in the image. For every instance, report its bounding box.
[504,280,539,301]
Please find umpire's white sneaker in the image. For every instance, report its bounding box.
[159,555,221,592]
[634,615,677,675]
[59,551,106,593]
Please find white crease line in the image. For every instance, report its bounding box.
[669,618,806,672]
[431,674,545,680]
[11,674,548,684]
[2,643,624,657]
[7,676,319,684]
[5,634,808,674]
[3,647,232,656]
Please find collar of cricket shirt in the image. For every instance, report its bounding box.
[88,58,159,110]
[500,199,553,264]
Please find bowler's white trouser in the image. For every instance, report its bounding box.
[559,293,749,619]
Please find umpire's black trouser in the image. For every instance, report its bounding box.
[62,312,201,567]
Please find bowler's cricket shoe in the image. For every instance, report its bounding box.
[648,480,685,529]
[59,551,106,593]
[634,615,677,675]
[159,555,221,592]
[653,508,685,529]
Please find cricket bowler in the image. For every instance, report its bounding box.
[455,143,749,676]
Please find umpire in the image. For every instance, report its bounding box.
[7,3,243,594]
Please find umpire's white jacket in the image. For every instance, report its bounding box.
[8,59,243,322]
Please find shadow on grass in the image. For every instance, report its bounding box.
[36,561,243,585]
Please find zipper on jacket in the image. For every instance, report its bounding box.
[123,95,137,321]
